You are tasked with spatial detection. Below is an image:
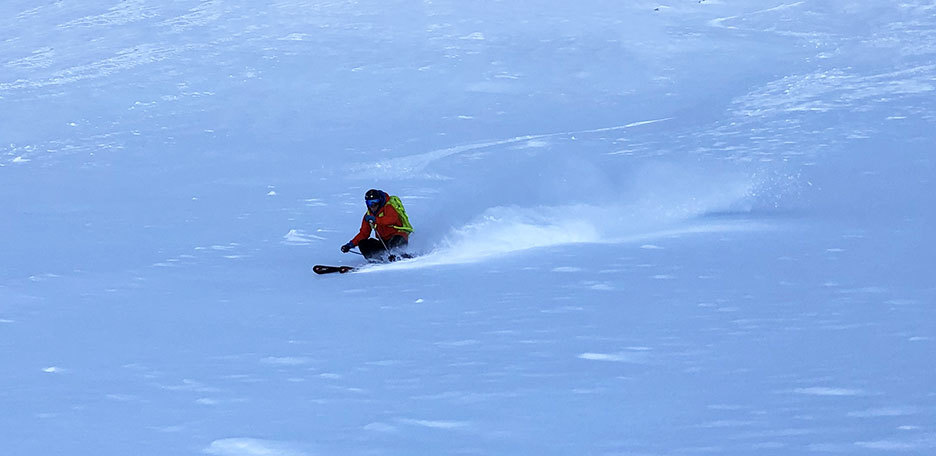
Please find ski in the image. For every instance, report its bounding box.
[313,265,355,275]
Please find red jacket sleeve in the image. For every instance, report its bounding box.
[350,216,372,246]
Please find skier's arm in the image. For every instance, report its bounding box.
[350,217,372,245]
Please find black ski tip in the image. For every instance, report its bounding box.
[313,265,333,274]
[314,265,355,275]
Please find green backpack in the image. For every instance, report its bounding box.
[386,195,414,233]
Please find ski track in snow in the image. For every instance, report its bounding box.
[57,0,158,28]
[732,65,936,118]
[708,2,806,30]
[0,44,184,92]
[355,118,673,179]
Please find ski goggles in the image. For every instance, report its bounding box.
[365,198,382,206]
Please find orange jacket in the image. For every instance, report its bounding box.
[351,202,410,246]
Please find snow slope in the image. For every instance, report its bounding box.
[1,1,934,455]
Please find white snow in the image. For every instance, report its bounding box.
[1,1,934,455]
[204,438,308,456]
[793,387,866,397]
[578,352,652,363]
[398,418,470,430]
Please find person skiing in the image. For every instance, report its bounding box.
[340,189,411,262]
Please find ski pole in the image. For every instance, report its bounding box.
[369,221,401,262]
[370,221,390,250]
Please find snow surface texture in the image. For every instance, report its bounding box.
[1,1,934,455]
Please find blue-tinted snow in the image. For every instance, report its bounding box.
[1,1,934,455]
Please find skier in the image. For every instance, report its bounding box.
[340,189,412,262]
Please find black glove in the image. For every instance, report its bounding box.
[364,215,376,225]
[340,242,354,253]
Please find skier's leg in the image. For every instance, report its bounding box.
[385,236,409,261]
[358,238,386,261]
[387,235,408,252]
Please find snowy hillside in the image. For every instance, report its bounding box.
[2,1,934,455]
